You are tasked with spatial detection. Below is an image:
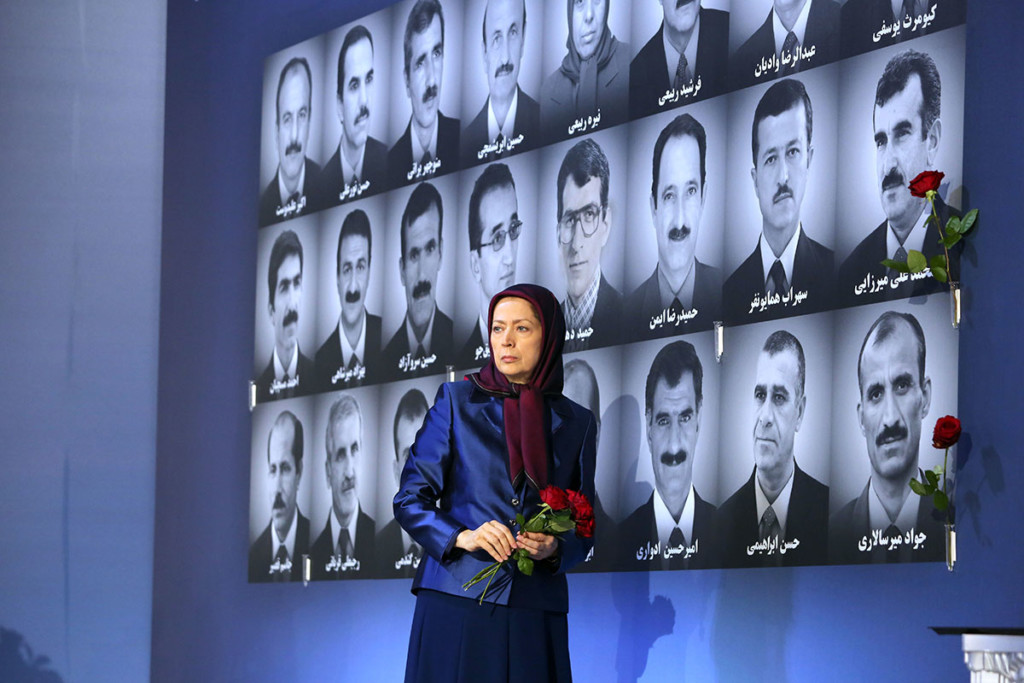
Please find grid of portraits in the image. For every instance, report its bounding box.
[250,0,967,582]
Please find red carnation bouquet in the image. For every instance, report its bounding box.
[462,485,594,604]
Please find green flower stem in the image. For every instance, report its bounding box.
[927,191,954,292]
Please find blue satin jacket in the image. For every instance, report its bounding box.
[393,380,597,612]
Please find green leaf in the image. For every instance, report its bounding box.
[881,259,911,272]
[924,469,939,487]
[909,478,928,496]
[516,513,526,528]
[941,232,962,249]
[929,255,947,271]
[945,216,962,234]
[931,266,948,283]
[960,208,978,234]
[517,554,534,576]
[933,490,949,511]
[907,250,928,272]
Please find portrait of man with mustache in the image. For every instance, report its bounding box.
[383,181,454,378]
[317,24,389,208]
[626,113,721,341]
[717,329,829,567]
[830,311,943,564]
[249,410,310,582]
[388,0,461,188]
[838,50,956,305]
[310,394,376,579]
[259,56,322,227]
[461,0,540,165]
[723,78,835,324]
[315,209,383,390]
[618,341,719,570]
[255,229,315,402]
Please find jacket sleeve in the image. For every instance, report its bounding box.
[550,410,597,575]
[392,383,467,564]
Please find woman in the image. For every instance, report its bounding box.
[394,284,597,683]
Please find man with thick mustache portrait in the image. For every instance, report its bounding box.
[249,410,310,582]
[458,163,521,368]
[462,0,540,165]
[730,0,840,91]
[626,113,722,340]
[310,395,376,579]
[256,230,315,402]
[317,25,389,208]
[723,78,834,324]
[259,57,322,227]
[618,341,719,570]
[383,182,454,378]
[315,209,383,390]
[388,0,461,188]
[830,311,942,563]
[377,388,429,577]
[717,330,828,567]
[838,50,955,305]
[629,0,729,119]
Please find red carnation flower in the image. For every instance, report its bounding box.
[932,415,962,449]
[540,485,570,511]
[567,489,594,523]
[909,170,945,198]
[575,516,595,539]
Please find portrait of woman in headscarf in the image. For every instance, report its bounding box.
[394,283,597,682]
[539,0,631,141]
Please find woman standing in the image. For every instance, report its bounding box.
[395,283,597,682]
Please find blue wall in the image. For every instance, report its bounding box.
[150,1,1024,681]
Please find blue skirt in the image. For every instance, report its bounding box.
[404,590,573,683]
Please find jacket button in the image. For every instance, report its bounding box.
[511,497,520,506]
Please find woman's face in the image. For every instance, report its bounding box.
[490,297,543,384]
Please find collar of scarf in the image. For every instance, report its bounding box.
[558,1,619,84]
[467,284,565,490]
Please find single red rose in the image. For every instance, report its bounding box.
[575,516,595,539]
[567,489,594,523]
[540,485,570,511]
[932,415,962,449]
[908,170,945,198]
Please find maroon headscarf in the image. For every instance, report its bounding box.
[468,284,565,490]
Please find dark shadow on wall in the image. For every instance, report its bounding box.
[0,627,64,683]
[711,570,795,682]
[611,571,676,683]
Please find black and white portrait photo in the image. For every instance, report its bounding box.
[836,30,966,306]
[249,401,314,582]
[314,198,386,390]
[259,38,326,227]
[722,71,838,325]
[388,0,465,188]
[460,0,543,166]
[254,219,320,402]
[629,0,730,119]
[623,102,726,342]
[308,389,379,580]
[716,315,833,568]
[316,12,394,208]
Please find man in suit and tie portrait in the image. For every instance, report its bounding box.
[724,78,834,323]
[731,0,840,91]
[459,163,521,368]
[310,394,376,579]
[626,113,722,340]
[838,50,954,304]
[377,388,429,577]
[249,410,310,582]
[717,330,828,567]
[259,57,322,226]
[462,0,540,165]
[315,209,383,389]
[556,138,622,352]
[256,230,315,402]
[618,341,719,570]
[383,182,454,377]
[388,0,461,187]
[830,311,942,563]
[629,0,729,118]
[317,25,389,207]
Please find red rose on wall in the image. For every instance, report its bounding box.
[909,170,945,198]
[933,415,962,449]
[540,485,570,511]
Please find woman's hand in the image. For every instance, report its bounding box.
[515,531,558,561]
[456,521,516,563]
